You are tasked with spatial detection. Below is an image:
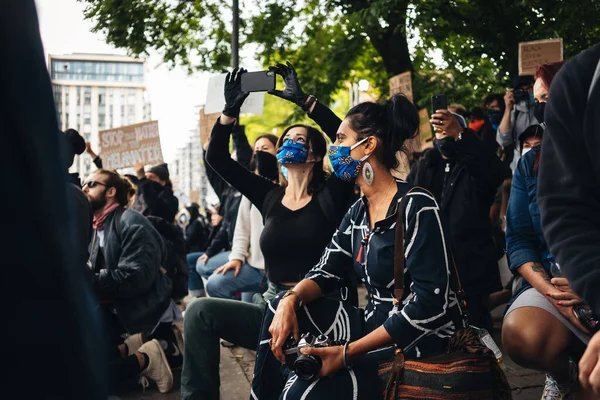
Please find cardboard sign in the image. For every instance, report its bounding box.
[204,73,266,115]
[389,71,413,102]
[99,121,163,170]
[519,38,563,76]
[199,108,221,146]
[418,108,433,143]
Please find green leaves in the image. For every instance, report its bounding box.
[79,0,600,112]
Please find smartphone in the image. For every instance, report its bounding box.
[241,71,276,93]
[431,94,448,112]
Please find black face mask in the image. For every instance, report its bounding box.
[533,102,546,124]
[254,151,279,181]
[434,137,457,159]
[487,109,503,127]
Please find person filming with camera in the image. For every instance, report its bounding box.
[250,95,466,399]
[497,76,538,170]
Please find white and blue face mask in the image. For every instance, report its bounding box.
[276,139,308,165]
[327,137,370,182]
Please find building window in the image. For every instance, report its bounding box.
[51,59,144,82]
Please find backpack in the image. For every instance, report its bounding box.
[146,216,189,301]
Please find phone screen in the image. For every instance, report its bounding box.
[241,71,276,93]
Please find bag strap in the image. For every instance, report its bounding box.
[393,187,466,305]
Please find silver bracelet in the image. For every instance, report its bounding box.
[342,342,353,370]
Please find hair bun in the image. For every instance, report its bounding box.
[384,94,419,145]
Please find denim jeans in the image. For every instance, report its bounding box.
[186,251,231,297]
[197,251,231,279]
[186,252,204,296]
[205,263,266,302]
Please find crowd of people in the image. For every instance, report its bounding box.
[55,44,600,400]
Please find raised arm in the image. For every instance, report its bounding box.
[497,89,515,146]
[232,125,252,169]
[85,142,103,169]
[268,62,342,142]
[205,68,277,212]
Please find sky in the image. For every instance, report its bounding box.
[35,0,212,163]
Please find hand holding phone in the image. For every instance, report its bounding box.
[431,94,448,113]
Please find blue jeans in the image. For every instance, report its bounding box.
[206,263,266,302]
[186,252,205,296]
[186,251,231,296]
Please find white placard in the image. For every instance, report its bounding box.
[204,73,265,115]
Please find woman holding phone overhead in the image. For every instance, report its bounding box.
[181,64,356,400]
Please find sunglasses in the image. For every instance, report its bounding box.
[83,181,108,189]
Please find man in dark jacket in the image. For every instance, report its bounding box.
[408,109,510,331]
[135,162,179,223]
[84,168,180,393]
[537,43,600,395]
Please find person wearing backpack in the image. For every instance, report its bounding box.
[84,168,183,393]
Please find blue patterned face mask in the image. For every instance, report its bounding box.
[276,139,308,165]
[328,137,370,182]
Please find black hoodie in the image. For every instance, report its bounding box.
[537,43,600,314]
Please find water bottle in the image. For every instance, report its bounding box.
[548,255,563,278]
[473,326,505,369]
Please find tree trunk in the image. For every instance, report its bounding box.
[367,24,413,77]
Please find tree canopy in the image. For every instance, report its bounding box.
[80,0,600,111]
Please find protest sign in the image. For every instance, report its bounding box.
[204,73,266,115]
[99,121,163,170]
[418,108,433,143]
[199,108,220,146]
[389,71,413,102]
[519,38,563,76]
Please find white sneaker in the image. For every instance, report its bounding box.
[124,333,144,355]
[138,339,173,393]
[541,361,578,400]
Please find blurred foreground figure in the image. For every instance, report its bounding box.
[537,43,600,396]
[0,1,107,398]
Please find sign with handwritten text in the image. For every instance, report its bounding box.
[99,121,163,170]
[519,39,563,76]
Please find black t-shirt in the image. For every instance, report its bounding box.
[259,188,334,283]
[205,103,355,283]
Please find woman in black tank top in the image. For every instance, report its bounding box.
[181,64,357,400]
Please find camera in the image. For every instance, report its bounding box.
[573,305,600,333]
[282,333,345,380]
[513,88,531,105]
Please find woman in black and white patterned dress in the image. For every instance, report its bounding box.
[250,95,465,399]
